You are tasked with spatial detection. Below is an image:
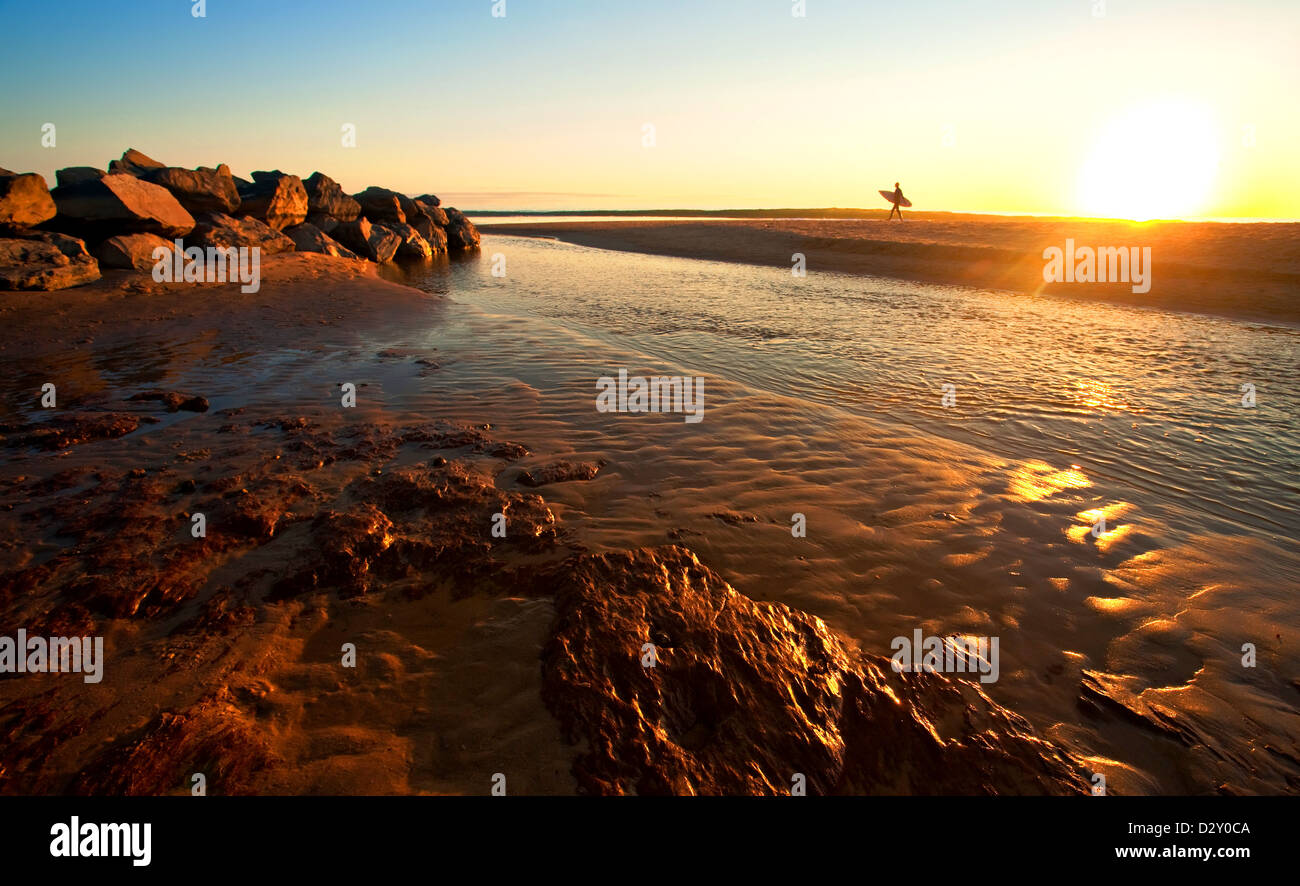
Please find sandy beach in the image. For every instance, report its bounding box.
[479,216,1300,325]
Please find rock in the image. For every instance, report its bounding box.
[285,222,358,259]
[49,173,195,241]
[12,412,139,450]
[413,200,448,227]
[442,207,480,250]
[143,166,240,215]
[93,232,175,271]
[352,186,417,225]
[415,193,441,207]
[0,171,57,229]
[55,167,106,188]
[518,460,604,487]
[542,546,1093,795]
[332,217,399,262]
[305,213,339,233]
[303,172,360,221]
[235,170,307,230]
[423,222,448,253]
[0,230,101,290]
[191,212,294,254]
[106,148,165,177]
[128,390,210,413]
[387,222,433,260]
[407,211,444,248]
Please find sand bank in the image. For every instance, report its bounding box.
[479,217,1300,325]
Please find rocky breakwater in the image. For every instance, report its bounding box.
[0,148,480,291]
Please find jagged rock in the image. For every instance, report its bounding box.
[94,232,175,271]
[333,217,399,262]
[107,148,165,176]
[303,172,360,221]
[541,546,1094,795]
[285,222,358,259]
[0,230,101,290]
[49,173,195,240]
[352,186,417,225]
[0,171,57,229]
[415,193,441,207]
[443,207,480,250]
[235,170,307,230]
[55,167,106,188]
[143,166,240,215]
[192,212,294,254]
[413,199,448,227]
[387,222,433,260]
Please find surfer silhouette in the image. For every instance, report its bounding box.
[888,182,905,220]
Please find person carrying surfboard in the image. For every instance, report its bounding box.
[888,182,905,220]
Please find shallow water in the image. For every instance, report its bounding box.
[374,235,1300,794]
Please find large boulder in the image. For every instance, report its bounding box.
[352,186,416,225]
[0,171,57,230]
[285,222,358,259]
[387,222,434,260]
[414,193,441,207]
[49,173,195,241]
[0,230,100,290]
[303,172,360,221]
[94,232,176,271]
[235,170,307,230]
[413,199,448,227]
[333,217,399,262]
[144,166,240,215]
[442,207,480,250]
[107,148,165,177]
[55,167,106,188]
[191,212,295,254]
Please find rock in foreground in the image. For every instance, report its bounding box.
[542,546,1093,795]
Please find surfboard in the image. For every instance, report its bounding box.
[879,189,912,208]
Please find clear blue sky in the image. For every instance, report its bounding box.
[1,0,1295,216]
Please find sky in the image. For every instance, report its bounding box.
[1,0,1296,218]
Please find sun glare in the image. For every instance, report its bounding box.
[1077,100,1220,221]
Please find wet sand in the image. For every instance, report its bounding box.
[478,217,1300,325]
[0,253,1095,795]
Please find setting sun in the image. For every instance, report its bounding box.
[1077,100,1221,221]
